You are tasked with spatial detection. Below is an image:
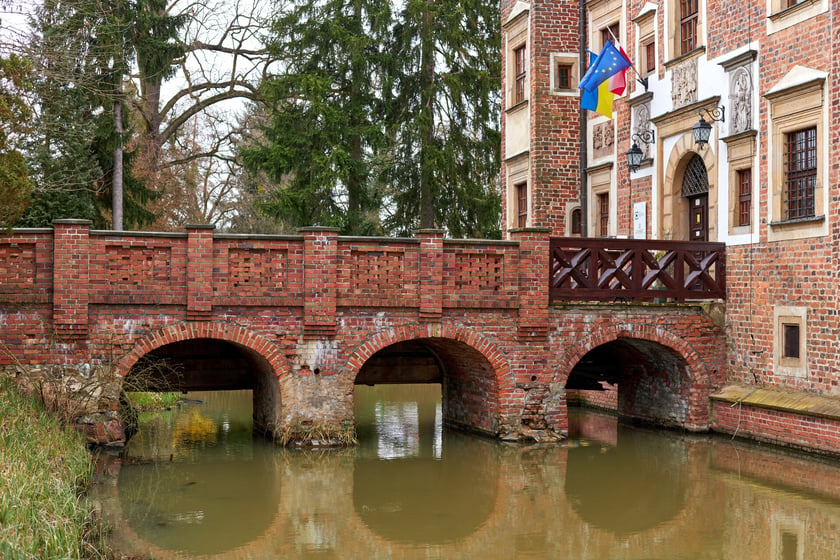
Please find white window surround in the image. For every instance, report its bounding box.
[766,0,828,35]
[764,65,828,242]
[773,305,807,379]
[550,53,580,97]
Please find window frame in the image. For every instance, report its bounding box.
[774,306,807,377]
[783,127,817,220]
[514,45,527,105]
[515,182,528,228]
[766,73,826,242]
[598,193,610,237]
[679,0,699,55]
[737,168,752,227]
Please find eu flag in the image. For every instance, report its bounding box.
[578,42,631,93]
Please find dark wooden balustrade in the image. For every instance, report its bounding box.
[549,237,726,302]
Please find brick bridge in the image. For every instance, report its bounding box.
[0,220,726,445]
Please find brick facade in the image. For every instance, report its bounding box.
[502,0,840,455]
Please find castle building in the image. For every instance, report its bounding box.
[501,0,840,453]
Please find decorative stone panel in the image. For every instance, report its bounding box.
[671,58,698,108]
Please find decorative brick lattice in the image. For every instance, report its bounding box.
[228,248,286,295]
[107,246,171,290]
[350,250,403,295]
[0,243,35,291]
[454,252,504,292]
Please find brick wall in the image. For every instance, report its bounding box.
[0,223,727,445]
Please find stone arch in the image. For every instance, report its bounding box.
[341,322,513,390]
[341,322,513,435]
[661,132,717,241]
[116,321,291,380]
[116,321,292,437]
[556,323,711,430]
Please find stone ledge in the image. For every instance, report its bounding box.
[711,385,840,421]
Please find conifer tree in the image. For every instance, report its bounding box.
[383,0,501,238]
[240,0,392,234]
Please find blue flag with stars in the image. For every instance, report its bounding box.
[578,42,631,93]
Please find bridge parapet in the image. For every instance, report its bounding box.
[0,222,553,342]
[550,237,726,303]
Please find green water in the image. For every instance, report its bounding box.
[93,386,840,559]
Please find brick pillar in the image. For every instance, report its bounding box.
[510,227,550,340]
[53,219,91,339]
[186,224,215,321]
[300,226,339,337]
[416,229,445,322]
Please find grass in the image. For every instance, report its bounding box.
[0,377,102,559]
[124,391,182,412]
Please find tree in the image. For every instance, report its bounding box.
[0,54,34,229]
[13,0,268,230]
[17,0,160,229]
[383,0,501,238]
[240,0,392,234]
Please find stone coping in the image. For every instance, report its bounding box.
[711,385,840,421]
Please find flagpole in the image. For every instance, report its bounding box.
[605,26,649,91]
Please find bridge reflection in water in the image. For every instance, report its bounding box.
[93,388,840,560]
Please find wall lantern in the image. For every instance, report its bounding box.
[626,130,656,172]
[693,106,725,148]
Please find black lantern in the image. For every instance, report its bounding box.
[626,130,655,172]
[693,106,725,147]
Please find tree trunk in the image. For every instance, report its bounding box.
[113,99,124,230]
[418,0,436,229]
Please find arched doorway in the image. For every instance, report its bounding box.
[682,154,709,242]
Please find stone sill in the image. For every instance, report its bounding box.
[711,384,840,421]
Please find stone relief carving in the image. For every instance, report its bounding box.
[671,58,698,108]
[729,66,752,134]
[592,121,615,160]
[633,103,652,159]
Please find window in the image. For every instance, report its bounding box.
[644,40,656,74]
[737,169,751,226]
[556,63,572,90]
[514,45,527,104]
[550,54,579,95]
[571,208,582,235]
[780,531,799,560]
[598,193,609,236]
[784,127,816,220]
[785,0,806,7]
[516,182,528,227]
[601,23,620,48]
[783,324,800,359]
[679,0,698,54]
[766,68,825,241]
[775,306,807,377]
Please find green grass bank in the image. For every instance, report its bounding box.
[0,377,102,559]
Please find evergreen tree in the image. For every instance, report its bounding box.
[240,0,392,234]
[0,54,35,229]
[19,0,182,229]
[383,0,501,238]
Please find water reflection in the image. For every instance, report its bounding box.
[353,384,497,544]
[93,387,840,560]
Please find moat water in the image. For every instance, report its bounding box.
[92,386,840,559]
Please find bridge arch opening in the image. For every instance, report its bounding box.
[564,337,697,428]
[124,337,279,437]
[351,338,500,544]
[352,337,500,436]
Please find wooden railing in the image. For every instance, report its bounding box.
[549,237,726,302]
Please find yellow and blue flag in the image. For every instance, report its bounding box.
[580,51,614,118]
[578,42,631,93]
